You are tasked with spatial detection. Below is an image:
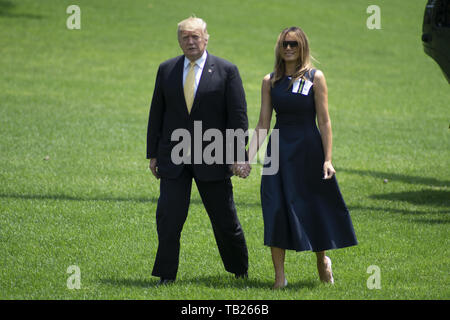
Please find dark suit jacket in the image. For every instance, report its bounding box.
[146,52,248,181]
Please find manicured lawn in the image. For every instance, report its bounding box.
[0,0,448,299]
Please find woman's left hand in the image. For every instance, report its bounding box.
[323,161,336,179]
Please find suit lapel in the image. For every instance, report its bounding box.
[190,53,215,115]
[171,56,190,118]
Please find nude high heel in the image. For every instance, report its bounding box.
[272,277,288,290]
[323,256,334,284]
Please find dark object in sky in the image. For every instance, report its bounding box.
[422,0,450,83]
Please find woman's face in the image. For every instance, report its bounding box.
[281,32,299,62]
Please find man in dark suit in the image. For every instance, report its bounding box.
[146,17,251,285]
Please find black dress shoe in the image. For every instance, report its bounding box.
[157,278,175,286]
[234,272,248,279]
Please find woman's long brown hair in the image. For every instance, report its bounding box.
[271,26,314,88]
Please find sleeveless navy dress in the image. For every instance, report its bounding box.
[261,70,358,252]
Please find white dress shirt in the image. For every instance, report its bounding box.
[183,50,208,97]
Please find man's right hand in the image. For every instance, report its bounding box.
[149,158,160,179]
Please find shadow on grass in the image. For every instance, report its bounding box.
[341,168,449,222]
[348,205,450,224]
[179,275,318,291]
[0,0,44,19]
[0,192,261,207]
[370,189,449,208]
[99,275,318,291]
[99,277,158,288]
[0,192,161,204]
[339,167,450,188]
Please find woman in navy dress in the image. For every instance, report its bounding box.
[248,27,357,289]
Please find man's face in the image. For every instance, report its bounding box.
[178,29,208,61]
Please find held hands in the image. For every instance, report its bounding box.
[231,162,252,179]
[150,159,251,179]
[323,160,336,179]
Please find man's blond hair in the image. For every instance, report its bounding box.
[177,16,209,40]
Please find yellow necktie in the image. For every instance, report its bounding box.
[184,61,196,114]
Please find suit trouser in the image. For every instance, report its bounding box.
[151,165,249,280]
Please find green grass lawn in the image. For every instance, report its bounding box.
[0,0,449,299]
